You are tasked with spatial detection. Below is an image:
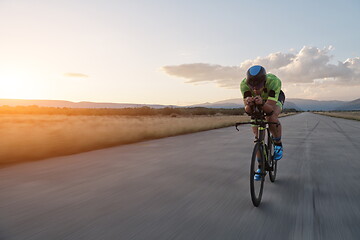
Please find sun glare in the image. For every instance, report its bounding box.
[0,69,37,99]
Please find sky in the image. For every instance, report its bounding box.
[1,0,360,105]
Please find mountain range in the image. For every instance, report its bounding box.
[0,99,173,109]
[1,98,359,111]
[189,98,360,111]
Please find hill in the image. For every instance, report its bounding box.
[335,98,360,111]
[0,99,171,109]
[286,98,345,111]
[191,98,353,111]
[191,98,301,111]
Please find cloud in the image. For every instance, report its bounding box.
[64,73,89,78]
[162,46,360,88]
[162,63,242,88]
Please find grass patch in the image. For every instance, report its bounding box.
[0,112,297,167]
[315,111,360,121]
[0,115,247,166]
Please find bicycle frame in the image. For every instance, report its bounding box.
[256,127,268,161]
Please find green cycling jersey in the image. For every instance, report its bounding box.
[240,73,282,107]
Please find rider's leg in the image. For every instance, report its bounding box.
[266,105,283,160]
[266,105,282,141]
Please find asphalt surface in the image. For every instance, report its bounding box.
[1,112,360,240]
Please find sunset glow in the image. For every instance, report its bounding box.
[0,67,37,99]
[1,0,359,104]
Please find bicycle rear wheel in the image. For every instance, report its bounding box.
[250,142,265,207]
[267,130,277,182]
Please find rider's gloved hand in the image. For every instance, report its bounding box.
[254,96,263,105]
[245,97,254,106]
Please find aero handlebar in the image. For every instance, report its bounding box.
[235,103,280,131]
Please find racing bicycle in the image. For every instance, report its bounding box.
[235,104,279,207]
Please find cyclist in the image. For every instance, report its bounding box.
[240,65,285,180]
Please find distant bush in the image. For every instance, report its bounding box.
[283,108,299,113]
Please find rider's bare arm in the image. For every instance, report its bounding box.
[263,99,276,114]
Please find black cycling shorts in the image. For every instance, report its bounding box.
[278,90,285,106]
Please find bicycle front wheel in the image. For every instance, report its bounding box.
[250,142,265,207]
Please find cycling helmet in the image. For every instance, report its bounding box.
[246,65,266,89]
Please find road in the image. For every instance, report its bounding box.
[1,113,360,240]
